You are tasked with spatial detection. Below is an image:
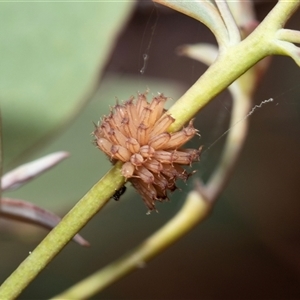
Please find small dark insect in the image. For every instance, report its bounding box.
[112,186,127,201]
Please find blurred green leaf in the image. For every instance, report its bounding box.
[0,2,135,167]
[154,0,228,46]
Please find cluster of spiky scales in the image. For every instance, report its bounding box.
[93,92,201,211]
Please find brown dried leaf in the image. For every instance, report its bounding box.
[0,197,89,247]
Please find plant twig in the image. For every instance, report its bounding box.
[1,1,299,299]
[0,197,89,247]
[52,187,212,300]
[166,0,300,132]
[276,29,300,44]
[215,0,241,45]
[205,82,252,201]
[1,152,69,191]
[50,1,300,299]
[0,162,125,299]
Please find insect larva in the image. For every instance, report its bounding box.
[112,186,127,201]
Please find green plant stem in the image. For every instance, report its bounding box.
[50,79,251,299]
[166,0,300,132]
[51,1,299,298]
[52,189,211,300]
[276,29,300,43]
[0,162,125,300]
[215,1,241,45]
[1,1,299,299]
[205,82,252,201]
[46,72,251,300]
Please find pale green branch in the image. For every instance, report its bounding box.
[0,162,125,299]
[227,1,256,30]
[272,40,300,67]
[215,0,241,46]
[205,82,252,200]
[52,188,212,300]
[166,0,300,132]
[1,1,300,299]
[276,29,300,44]
[49,2,300,299]
[273,28,300,66]
[177,43,218,66]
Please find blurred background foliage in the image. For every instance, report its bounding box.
[1,1,300,299]
[0,2,134,166]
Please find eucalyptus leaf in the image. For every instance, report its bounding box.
[0,197,89,247]
[154,0,228,47]
[0,2,135,168]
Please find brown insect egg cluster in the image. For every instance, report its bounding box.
[93,92,201,212]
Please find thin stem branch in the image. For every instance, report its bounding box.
[1,1,299,299]
[52,189,212,300]
[205,82,252,200]
[0,197,89,247]
[50,2,300,299]
[276,29,300,44]
[167,0,300,132]
[215,0,241,45]
[0,162,125,299]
